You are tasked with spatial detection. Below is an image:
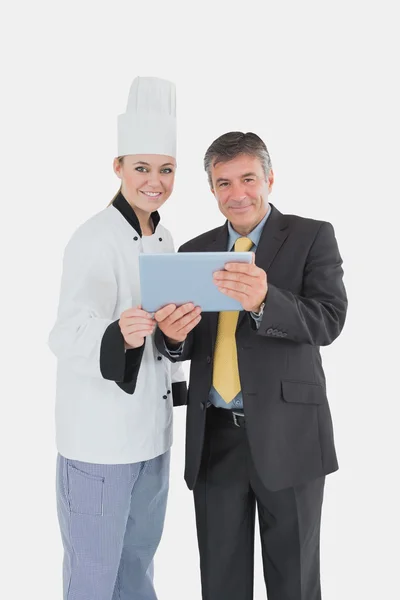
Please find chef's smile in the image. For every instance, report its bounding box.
[140,190,163,199]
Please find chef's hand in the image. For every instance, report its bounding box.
[154,303,202,346]
[119,307,155,349]
[213,255,268,312]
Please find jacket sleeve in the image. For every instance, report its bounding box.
[154,326,194,362]
[257,222,347,346]
[48,231,143,383]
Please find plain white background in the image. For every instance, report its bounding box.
[1,1,399,598]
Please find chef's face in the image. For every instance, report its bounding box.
[210,154,274,235]
[114,154,176,213]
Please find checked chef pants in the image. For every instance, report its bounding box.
[56,451,170,600]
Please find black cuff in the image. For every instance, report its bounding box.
[172,381,187,407]
[100,320,145,394]
[117,343,146,394]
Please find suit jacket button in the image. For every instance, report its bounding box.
[206,356,211,364]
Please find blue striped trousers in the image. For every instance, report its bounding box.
[56,451,170,600]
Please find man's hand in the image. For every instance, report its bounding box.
[213,256,268,312]
[119,307,155,349]
[154,303,202,345]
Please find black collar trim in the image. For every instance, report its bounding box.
[112,191,161,237]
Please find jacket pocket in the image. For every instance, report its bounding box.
[67,463,104,516]
[281,380,326,405]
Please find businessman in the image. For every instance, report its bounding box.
[155,131,347,600]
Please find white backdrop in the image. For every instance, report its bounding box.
[1,1,399,598]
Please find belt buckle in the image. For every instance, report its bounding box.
[232,412,240,427]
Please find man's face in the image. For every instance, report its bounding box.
[210,154,274,234]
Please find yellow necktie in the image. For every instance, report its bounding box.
[212,236,253,403]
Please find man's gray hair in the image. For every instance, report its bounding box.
[204,131,272,187]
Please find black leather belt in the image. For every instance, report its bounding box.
[208,405,246,428]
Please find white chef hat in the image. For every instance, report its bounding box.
[117,76,177,158]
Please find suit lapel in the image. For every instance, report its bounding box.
[237,204,289,327]
[255,204,289,270]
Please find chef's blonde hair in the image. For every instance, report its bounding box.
[107,157,124,206]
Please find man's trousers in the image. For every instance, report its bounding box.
[194,406,325,600]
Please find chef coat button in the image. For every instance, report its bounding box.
[157,356,162,361]
[206,356,211,364]
[163,395,168,399]
[133,236,138,241]
[159,237,163,241]
[167,390,171,394]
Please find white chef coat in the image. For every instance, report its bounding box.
[49,193,186,464]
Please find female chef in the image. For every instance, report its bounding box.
[49,77,197,600]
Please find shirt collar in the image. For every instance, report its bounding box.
[227,204,271,250]
[112,191,161,237]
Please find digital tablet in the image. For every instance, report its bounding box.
[139,251,253,312]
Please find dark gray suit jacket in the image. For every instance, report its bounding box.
[156,204,347,491]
